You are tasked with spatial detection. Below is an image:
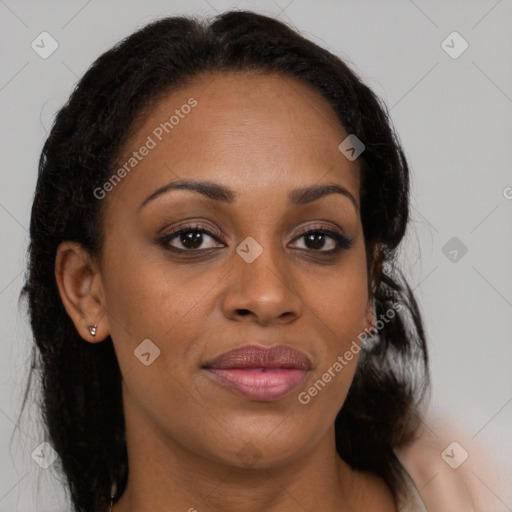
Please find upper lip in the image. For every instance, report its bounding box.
[202,344,312,370]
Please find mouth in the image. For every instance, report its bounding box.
[201,344,311,401]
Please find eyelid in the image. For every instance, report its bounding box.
[160,220,224,239]
[159,220,345,240]
[293,221,345,238]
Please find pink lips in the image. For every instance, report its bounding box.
[202,345,311,401]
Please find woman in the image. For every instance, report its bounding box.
[20,10,432,512]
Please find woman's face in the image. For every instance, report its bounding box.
[97,71,374,468]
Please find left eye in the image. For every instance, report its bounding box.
[290,228,353,252]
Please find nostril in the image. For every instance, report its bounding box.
[237,309,251,316]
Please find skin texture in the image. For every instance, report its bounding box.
[55,71,397,512]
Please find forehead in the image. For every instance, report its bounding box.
[106,71,360,212]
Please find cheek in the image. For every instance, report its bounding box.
[298,278,366,419]
[102,238,199,334]
[103,253,214,435]
[310,250,369,343]
[302,249,369,397]
[101,242,222,381]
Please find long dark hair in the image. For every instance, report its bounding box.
[19,10,429,511]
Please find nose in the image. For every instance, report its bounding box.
[220,239,303,326]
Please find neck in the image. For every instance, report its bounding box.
[113,398,364,512]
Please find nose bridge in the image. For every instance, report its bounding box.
[221,232,302,323]
[238,234,287,289]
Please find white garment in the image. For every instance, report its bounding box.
[397,474,428,512]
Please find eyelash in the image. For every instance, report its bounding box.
[156,222,354,255]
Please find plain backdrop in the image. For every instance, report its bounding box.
[0,1,511,510]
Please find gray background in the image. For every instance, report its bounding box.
[1,0,511,510]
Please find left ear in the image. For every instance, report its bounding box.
[364,243,382,330]
[364,294,376,331]
[54,240,110,343]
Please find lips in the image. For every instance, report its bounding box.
[202,345,311,401]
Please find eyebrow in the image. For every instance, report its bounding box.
[138,179,359,212]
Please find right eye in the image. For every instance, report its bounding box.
[157,223,225,253]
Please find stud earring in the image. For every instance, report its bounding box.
[88,324,97,337]
[109,481,117,512]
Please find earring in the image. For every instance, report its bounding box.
[109,481,117,512]
[88,324,97,337]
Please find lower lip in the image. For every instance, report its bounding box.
[204,367,308,401]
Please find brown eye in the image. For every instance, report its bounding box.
[158,223,224,252]
[290,227,353,253]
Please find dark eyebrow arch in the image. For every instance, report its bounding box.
[138,179,358,213]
